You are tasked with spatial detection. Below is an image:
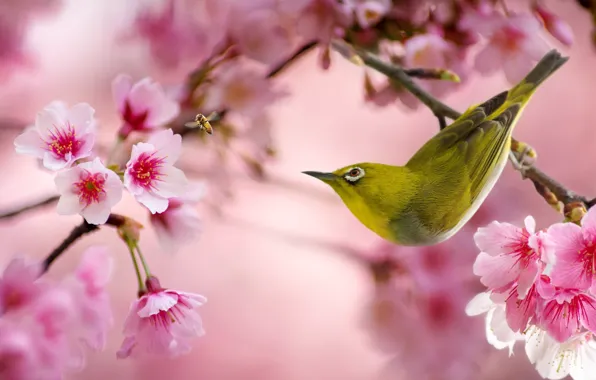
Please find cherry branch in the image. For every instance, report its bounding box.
[331,40,595,213]
[0,195,59,220]
[42,214,126,272]
[0,42,320,221]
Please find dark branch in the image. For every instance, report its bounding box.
[266,41,318,79]
[0,195,59,220]
[42,214,126,272]
[334,40,591,210]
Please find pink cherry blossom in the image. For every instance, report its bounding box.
[125,0,227,70]
[538,285,596,343]
[473,216,553,298]
[54,157,123,225]
[62,246,114,351]
[14,101,96,171]
[116,276,206,358]
[124,129,188,214]
[472,13,551,83]
[504,275,552,333]
[0,257,41,314]
[112,74,180,138]
[548,208,596,293]
[0,320,49,380]
[347,0,391,29]
[150,181,205,253]
[227,8,295,66]
[525,328,596,380]
[402,33,467,98]
[295,0,353,44]
[533,2,574,46]
[203,60,287,117]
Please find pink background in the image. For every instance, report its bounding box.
[1,1,596,379]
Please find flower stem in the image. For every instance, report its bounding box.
[126,239,145,293]
[135,244,151,277]
[106,136,124,167]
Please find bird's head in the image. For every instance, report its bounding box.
[302,163,399,215]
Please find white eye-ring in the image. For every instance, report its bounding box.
[344,167,365,182]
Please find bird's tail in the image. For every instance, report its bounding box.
[507,49,569,103]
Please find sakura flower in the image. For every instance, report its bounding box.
[295,0,353,44]
[525,328,596,380]
[116,276,206,358]
[0,321,46,380]
[14,101,96,170]
[203,61,287,117]
[54,158,123,225]
[473,216,553,298]
[150,181,205,253]
[63,246,114,351]
[112,74,180,138]
[473,13,551,83]
[126,0,227,70]
[124,129,188,214]
[466,291,523,355]
[402,33,467,98]
[347,0,391,29]
[538,283,596,343]
[505,275,552,333]
[533,2,574,46]
[548,208,596,293]
[228,8,295,66]
[0,257,41,314]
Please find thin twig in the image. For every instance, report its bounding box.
[334,40,591,210]
[42,214,126,272]
[331,40,461,128]
[0,195,59,220]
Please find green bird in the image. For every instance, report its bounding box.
[303,49,568,246]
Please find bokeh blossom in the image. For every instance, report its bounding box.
[203,61,287,117]
[0,247,113,379]
[14,101,96,171]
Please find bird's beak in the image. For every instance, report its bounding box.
[302,171,337,183]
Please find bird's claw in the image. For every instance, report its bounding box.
[509,143,536,179]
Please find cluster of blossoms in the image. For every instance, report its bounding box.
[4,73,210,378]
[362,226,487,380]
[467,207,596,379]
[120,0,577,181]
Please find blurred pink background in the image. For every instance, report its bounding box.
[1,1,596,379]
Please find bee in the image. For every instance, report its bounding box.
[185,113,215,135]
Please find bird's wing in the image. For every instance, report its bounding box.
[406,90,521,201]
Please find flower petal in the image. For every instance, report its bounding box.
[474,221,522,256]
[137,292,178,317]
[14,127,44,157]
[473,252,520,290]
[112,74,133,112]
[56,194,81,215]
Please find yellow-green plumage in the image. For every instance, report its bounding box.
[303,49,568,246]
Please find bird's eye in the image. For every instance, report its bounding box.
[344,167,365,183]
